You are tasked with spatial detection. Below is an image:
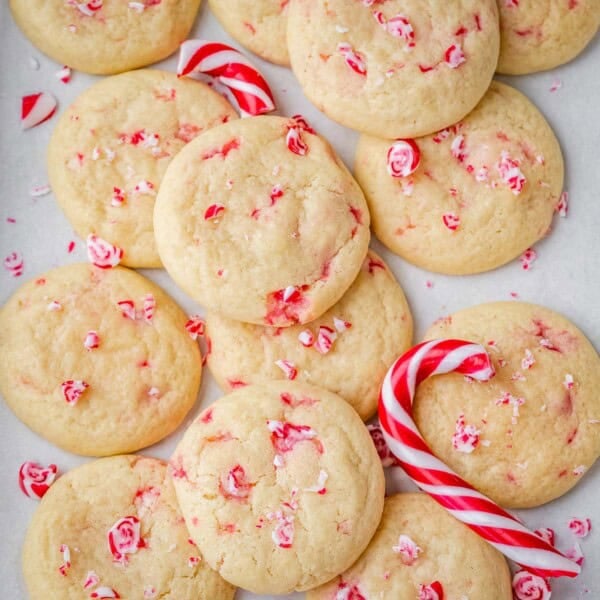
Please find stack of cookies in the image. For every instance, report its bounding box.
[2,0,599,599]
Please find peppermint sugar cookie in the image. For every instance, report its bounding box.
[206,251,413,420]
[209,0,290,65]
[170,381,385,594]
[0,263,201,456]
[497,0,600,75]
[154,115,370,326]
[355,82,564,275]
[10,0,202,75]
[22,456,235,600]
[48,70,237,268]
[287,0,500,138]
[415,302,600,508]
[307,493,512,600]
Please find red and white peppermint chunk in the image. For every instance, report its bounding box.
[133,180,155,195]
[61,380,89,406]
[314,325,337,355]
[565,542,584,566]
[21,92,57,130]
[521,348,535,370]
[47,300,62,312]
[496,151,526,194]
[56,65,72,84]
[71,0,103,17]
[4,251,24,277]
[87,235,123,269]
[117,300,136,320]
[450,135,467,162]
[444,44,466,68]
[286,127,308,156]
[58,544,71,576]
[520,247,537,271]
[267,420,319,455]
[495,392,525,424]
[111,187,126,207]
[387,139,421,178]
[143,294,155,324]
[83,570,100,589]
[335,582,366,600]
[220,464,252,500]
[367,424,398,467]
[556,191,569,217]
[451,413,481,453]
[333,317,352,332]
[418,581,444,600]
[298,329,315,347]
[107,515,144,565]
[568,517,592,539]
[512,570,551,600]
[185,315,205,340]
[392,534,422,565]
[90,587,120,599]
[188,556,201,567]
[204,204,225,221]
[84,330,100,351]
[337,43,367,75]
[442,213,460,231]
[535,527,555,546]
[563,373,575,389]
[271,514,295,549]
[386,15,415,47]
[18,461,58,499]
[289,114,315,134]
[275,359,298,380]
[304,469,328,494]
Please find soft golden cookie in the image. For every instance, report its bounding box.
[209,0,290,65]
[355,82,563,275]
[154,115,370,326]
[287,0,500,138]
[10,0,202,75]
[0,263,201,456]
[170,381,385,594]
[205,251,413,420]
[415,302,600,508]
[23,456,235,600]
[308,493,512,600]
[48,70,237,269]
[497,0,600,75]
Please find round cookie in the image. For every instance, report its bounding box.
[307,493,513,600]
[209,0,290,65]
[355,82,564,275]
[170,381,385,594]
[48,70,237,269]
[497,0,600,75]
[287,0,500,138]
[0,263,201,456]
[415,302,600,508]
[205,251,413,421]
[23,456,235,600]
[154,115,370,326]
[10,0,202,75]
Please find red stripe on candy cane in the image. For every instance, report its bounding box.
[177,40,276,117]
[378,339,580,580]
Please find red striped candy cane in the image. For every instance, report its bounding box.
[178,40,276,117]
[379,339,580,580]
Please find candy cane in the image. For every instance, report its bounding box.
[378,339,580,579]
[177,40,276,117]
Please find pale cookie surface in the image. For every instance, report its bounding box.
[209,0,290,65]
[10,0,202,75]
[23,456,235,600]
[154,115,370,326]
[170,381,385,594]
[0,263,201,456]
[287,0,500,138]
[307,493,512,600]
[48,70,237,268]
[205,251,413,421]
[497,0,600,75]
[355,82,564,275]
[416,302,600,508]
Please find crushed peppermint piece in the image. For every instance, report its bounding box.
[30,184,51,197]
[275,359,298,380]
[392,534,422,565]
[521,349,535,370]
[304,469,328,494]
[298,330,314,347]
[520,248,537,271]
[86,234,123,269]
[4,252,24,277]
[565,542,584,566]
[563,374,575,389]
[107,515,143,565]
[83,571,100,589]
[58,544,71,576]
[185,315,205,340]
[47,300,62,311]
[337,42,367,75]
[512,571,551,600]
[568,518,591,539]
[333,317,351,332]
[19,461,58,499]
[444,44,466,68]
[83,330,100,351]
[556,191,569,217]
[314,325,337,355]
[61,380,89,406]
[387,139,420,177]
[452,413,481,453]
[496,151,526,194]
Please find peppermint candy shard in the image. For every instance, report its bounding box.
[18,461,58,499]
[61,380,89,406]
[387,139,420,178]
[86,235,123,269]
[21,92,58,130]
[177,40,276,117]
